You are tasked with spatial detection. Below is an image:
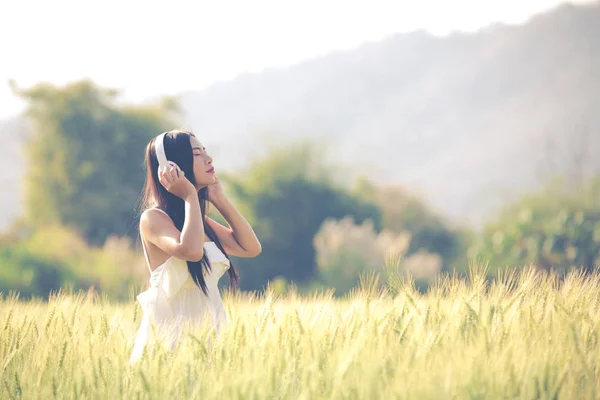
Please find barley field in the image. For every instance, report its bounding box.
[1,267,599,399]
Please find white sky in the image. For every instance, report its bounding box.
[0,0,591,120]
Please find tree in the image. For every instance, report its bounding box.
[11,79,179,244]
[469,178,600,274]
[222,142,381,290]
[0,246,66,299]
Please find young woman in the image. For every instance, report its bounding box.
[130,129,261,363]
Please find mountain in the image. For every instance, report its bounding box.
[1,2,599,230]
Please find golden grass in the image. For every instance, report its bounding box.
[1,267,599,399]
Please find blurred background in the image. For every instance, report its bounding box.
[0,0,599,299]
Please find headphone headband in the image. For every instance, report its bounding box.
[154,132,168,168]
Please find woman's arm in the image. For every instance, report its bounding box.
[141,166,205,263]
[207,178,261,258]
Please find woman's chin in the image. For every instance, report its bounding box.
[196,176,216,189]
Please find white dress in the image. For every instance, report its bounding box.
[129,236,230,364]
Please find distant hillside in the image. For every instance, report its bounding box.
[178,1,600,224]
[1,2,599,230]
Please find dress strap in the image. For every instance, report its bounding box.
[139,230,153,273]
[139,208,171,273]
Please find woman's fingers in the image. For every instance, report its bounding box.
[159,167,173,186]
[166,165,176,180]
[159,163,187,191]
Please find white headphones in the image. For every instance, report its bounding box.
[154,131,169,169]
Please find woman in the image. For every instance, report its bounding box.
[130,129,261,363]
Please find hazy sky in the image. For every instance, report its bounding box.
[0,0,590,119]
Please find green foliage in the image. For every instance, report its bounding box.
[223,142,381,290]
[0,247,67,299]
[12,79,178,244]
[0,224,146,300]
[469,178,600,274]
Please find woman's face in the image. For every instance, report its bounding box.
[190,136,216,188]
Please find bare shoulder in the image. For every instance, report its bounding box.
[140,208,173,235]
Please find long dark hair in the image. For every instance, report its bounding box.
[139,129,239,295]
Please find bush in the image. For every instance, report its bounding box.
[469,178,600,275]
[0,247,67,298]
[314,217,442,294]
[0,224,147,300]
[353,179,467,272]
